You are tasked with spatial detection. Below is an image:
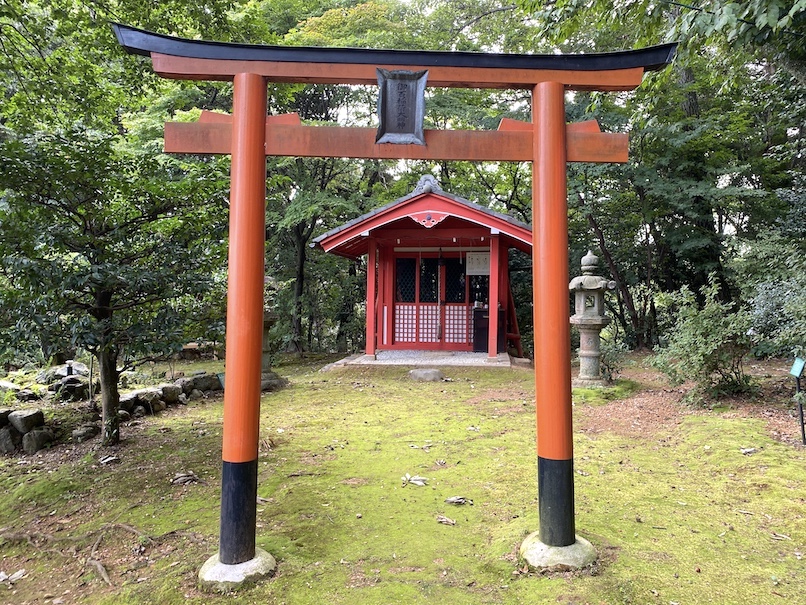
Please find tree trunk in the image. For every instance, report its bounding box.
[291,226,306,354]
[335,261,358,352]
[587,212,654,349]
[98,344,120,446]
[93,289,120,446]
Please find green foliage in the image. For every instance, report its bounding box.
[652,277,756,398]
[516,0,806,82]
[566,38,801,346]
[733,176,806,357]
[600,334,629,383]
[0,126,228,441]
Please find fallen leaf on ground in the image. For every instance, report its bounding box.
[171,471,199,485]
[7,569,26,583]
[401,473,428,487]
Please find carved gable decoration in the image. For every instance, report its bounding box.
[408,211,448,228]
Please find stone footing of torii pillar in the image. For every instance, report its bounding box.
[199,549,277,593]
[520,534,597,570]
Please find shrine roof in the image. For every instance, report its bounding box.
[313,176,532,259]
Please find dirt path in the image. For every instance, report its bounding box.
[577,356,806,448]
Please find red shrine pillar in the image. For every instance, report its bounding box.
[365,239,377,356]
[487,233,501,358]
[219,72,268,565]
[532,81,575,546]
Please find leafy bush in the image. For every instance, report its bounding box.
[652,278,756,399]
[748,277,806,357]
[600,335,629,383]
[733,178,806,357]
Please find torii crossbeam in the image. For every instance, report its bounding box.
[113,23,675,587]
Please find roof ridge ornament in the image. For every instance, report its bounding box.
[415,175,441,194]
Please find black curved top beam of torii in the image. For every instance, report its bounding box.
[114,22,678,71]
[112,23,677,90]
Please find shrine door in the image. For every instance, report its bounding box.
[394,256,471,349]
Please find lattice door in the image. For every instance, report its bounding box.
[394,256,470,347]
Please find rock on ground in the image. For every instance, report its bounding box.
[408,369,446,382]
[0,425,22,453]
[72,424,100,443]
[22,428,54,454]
[176,373,222,395]
[8,409,45,434]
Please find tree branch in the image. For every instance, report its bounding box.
[454,6,518,35]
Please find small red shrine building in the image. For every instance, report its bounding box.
[314,176,532,359]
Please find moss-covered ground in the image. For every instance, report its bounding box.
[0,355,803,604]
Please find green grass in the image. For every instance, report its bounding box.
[0,360,803,604]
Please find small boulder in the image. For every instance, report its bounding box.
[23,428,54,454]
[261,372,289,392]
[408,368,445,382]
[0,425,22,453]
[0,380,20,393]
[188,388,205,401]
[15,389,40,402]
[0,409,11,428]
[59,376,89,401]
[175,373,222,395]
[36,362,90,384]
[132,405,147,418]
[72,424,101,443]
[119,388,162,412]
[36,368,57,384]
[119,391,139,413]
[151,400,166,414]
[159,384,182,404]
[139,389,162,410]
[117,409,132,422]
[58,361,89,377]
[8,409,45,434]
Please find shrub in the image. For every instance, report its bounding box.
[652,277,756,399]
[600,335,629,383]
[748,277,806,358]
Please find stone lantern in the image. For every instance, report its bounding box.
[569,251,616,386]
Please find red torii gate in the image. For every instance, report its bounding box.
[113,23,675,586]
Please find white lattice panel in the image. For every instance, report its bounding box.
[395,304,417,342]
[418,306,440,342]
[444,305,469,343]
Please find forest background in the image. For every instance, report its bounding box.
[0,0,805,427]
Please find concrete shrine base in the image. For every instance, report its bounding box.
[519,533,597,571]
[198,548,276,593]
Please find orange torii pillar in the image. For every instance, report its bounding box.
[198,72,278,583]
[531,81,576,547]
